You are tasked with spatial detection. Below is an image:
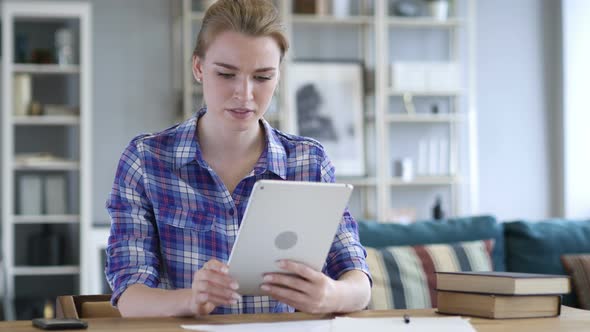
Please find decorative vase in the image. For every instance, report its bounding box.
[332,0,351,18]
[427,0,449,20]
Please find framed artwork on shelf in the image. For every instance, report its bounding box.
[287,61,365,176]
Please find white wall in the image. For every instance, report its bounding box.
[562,0,590,219]
[476,0,561,221]
[89,0,177,223]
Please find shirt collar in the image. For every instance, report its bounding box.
[173,108,287,179]
[257,117,287,179]
[173,108,204,170]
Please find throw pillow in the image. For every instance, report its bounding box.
[504,219,590,306]
[366,239,494,310]
[561,254,590,310]
[358,215,505,271]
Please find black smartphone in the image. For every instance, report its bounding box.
[32,318,88,330]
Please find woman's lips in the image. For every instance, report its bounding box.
[227,108,255,120]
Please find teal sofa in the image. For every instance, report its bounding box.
[357,215,590,308]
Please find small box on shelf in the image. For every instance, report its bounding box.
[390,62,461,93]
[13,74,32,116]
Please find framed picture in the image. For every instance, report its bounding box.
[288,61,365,176]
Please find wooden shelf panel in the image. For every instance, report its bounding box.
[387,17,462,28]
[12,266,80,276]
[13,64,80,74]
[13,160,80,171]
[13,115,80,126]
[13,215,79,224]
[388,176,458,186]
[386,114,463,123]
[389,90,463,96]
[292,15,374,25]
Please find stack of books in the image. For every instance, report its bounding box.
[436,271,570,319]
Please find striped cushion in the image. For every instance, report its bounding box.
[366,239,494,310]
[561,254,590,309]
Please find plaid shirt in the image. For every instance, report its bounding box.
[105,108,371,314]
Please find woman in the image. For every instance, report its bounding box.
[106,0,371,317]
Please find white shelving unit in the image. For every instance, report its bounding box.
[378,0,477,220]
[1,2,92,320]
[177,0,476,222]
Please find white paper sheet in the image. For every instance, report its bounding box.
[181,319,331,332]
[332,316,477,332]
[181,316,476,332]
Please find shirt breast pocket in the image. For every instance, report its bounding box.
[157,206,215,232]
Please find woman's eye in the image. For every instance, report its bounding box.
[218,72,234,79]
[255,75,272,81]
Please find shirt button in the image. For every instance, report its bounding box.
[228,209,234,216]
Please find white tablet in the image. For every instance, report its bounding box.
[227,180,353,295]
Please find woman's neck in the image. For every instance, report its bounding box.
[197,113,265,162]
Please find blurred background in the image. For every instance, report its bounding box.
[0,0,587,321]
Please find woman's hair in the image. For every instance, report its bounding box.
[193,0,289,62]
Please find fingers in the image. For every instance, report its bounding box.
[190,259,241,313]
[261,260,335,314]
[203,259,230,274]
[194,276,240,304]
[261,282,306,304]
[277,260,321,282]
[262,273,313,295]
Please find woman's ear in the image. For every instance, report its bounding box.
[192,55,203,83]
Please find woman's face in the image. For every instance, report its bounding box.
[193,30,281,132]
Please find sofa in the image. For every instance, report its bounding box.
[357,215,590,309]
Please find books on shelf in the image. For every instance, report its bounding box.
[17,173,68,216]
[437,291,562,319]
[436,271,570,319]
[18,174,43,215]
[45,174,67,215]
[436,271,571,295]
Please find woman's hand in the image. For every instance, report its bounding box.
[260,260,341,314]
[189,259,241,316]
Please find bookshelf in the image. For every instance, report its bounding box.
[177,0,477,222]
[1,2,92,320]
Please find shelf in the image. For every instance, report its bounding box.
[389,90,463,96]
[13,64,81,74]
[388,176,458,186]
[13,215,79,224]
[387,17,462,28]
[386,114,463,123]
[292,15,374,25]
[13,115,80,126]
[13,160,80,171]
[12,266,80,276]
[338,177,377,187]
[177,1,475,225]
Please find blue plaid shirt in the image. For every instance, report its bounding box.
[105,108,371,314]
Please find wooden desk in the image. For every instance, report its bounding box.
[2,306,588,331]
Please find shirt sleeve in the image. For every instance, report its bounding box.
[319,150,373,285]
[105,139,162,307]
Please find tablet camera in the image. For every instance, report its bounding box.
[275,231,298,250]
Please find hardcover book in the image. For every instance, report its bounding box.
[436,271,570,295]
[437,290,562,319]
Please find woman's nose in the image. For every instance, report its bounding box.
[233,77,253,101]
